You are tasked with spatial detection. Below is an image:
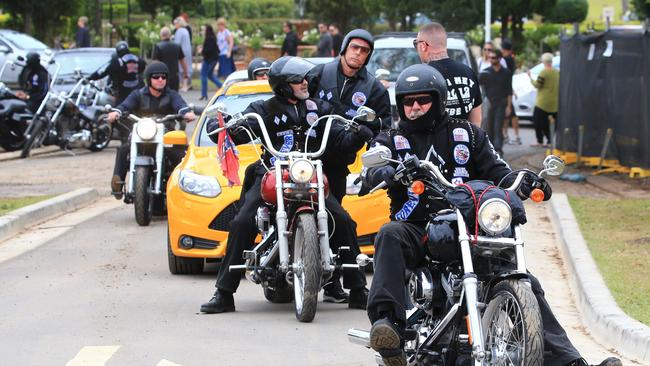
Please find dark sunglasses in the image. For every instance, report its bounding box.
[483,47,493,51]
[254,70,269,77]
[412,39,428,48]
[402,95,433,107]
[151,74,167,80]
[288,79,305,85]
[348,43,371,54]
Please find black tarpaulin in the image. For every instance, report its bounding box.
[558,30,650,169]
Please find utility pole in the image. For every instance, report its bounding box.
[485,0,491,42]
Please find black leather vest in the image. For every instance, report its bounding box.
[315,61,374,119]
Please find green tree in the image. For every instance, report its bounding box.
[493,0,557,47]
[304,0,374,32]
[378,0,434,31]
[430,0,483,32]
[3,0,82,41]
[547,0,588,24]
[632,0,650,20]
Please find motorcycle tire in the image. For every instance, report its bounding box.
[292,212,321,323]
[482,279,543,366]
[134,165,153,226]
[0,123,26,151]
[20,118,44,159]
[88,116,112,152]
[167,224,204,274]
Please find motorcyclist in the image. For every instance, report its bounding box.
[89,41,146,105]
[247,57,271,80]
[199,56,372,314]
[362,64,620,366]
[15,52,49,112]
[308,28,391,303]
[106,61,196,199]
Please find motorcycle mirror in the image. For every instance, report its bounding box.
[355,106,376,122]
[204,102,227,118]
[355,254,373,267]
[104,104,113,112]
[361,145,392,168]
[541,155,565,176]
[374,68,390,80]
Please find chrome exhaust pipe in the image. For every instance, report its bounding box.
[347,328,370,347]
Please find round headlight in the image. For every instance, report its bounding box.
[477,198,512,236]
[136,118,157,141]
[289,159,314,183]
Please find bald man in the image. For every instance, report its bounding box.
[414,22,482,126]
[152,27,189,91]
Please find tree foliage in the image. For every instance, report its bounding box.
[632,0,650,20]
[430,0,483,32]
[3,0,82,41]
[547,0,589,24]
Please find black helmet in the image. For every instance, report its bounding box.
[340,29,374,65]
[395,64,447,125]
[144,61,169,86]
[247,57,271,80]
[26,52,40,67]
[115,41,130,57]
[268,56,314,100]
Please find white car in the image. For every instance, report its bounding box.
[512,56,560,120]
[0,29,51,86]
[366,32,477,121]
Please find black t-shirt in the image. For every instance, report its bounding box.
[428,58,482,120]
[478,66,513,102]
[504,55,516,71]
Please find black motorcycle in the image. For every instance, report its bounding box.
[0,59,33,151]
[348,149,565,366]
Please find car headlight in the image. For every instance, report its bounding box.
[289,159,314,183]
[179,169,221,198]
[346,173,361,195]
[136,118,157,141]
[477,198,512,236]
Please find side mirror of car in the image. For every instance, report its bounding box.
[16,55,25,62]
[361,145,392,168]
[355,106,376,122]
[541,155,565,176]
[163,130,188,146]
[0,45,10,54]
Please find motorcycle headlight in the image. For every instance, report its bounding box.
[346,173,361,195]
[477,198,512,236]
[179,170,221,198]
[289,159,314,183]
[136,118,157,141]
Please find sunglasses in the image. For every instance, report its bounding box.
[402,95,433,107]
[348,43,371,54]
[484,48,493,51]
[151,74,167,80]
[412,39,428,48]
[254,70,269,77]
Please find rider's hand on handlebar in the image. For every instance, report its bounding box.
[107,111,120,123]
[183,111,197,122]
[394,156,421,183]
[15,91,28,100]
[367,166,399,188]
[355,125,373,143]
[517,175,552,201]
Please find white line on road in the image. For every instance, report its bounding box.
[65,346,120,366]
[156,360,184,366]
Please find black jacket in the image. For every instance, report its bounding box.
[281,31,299,56]
[152,40,185,89]
[89,53,145,103]
[18,64,49,111]
[363,115,511,222]
[117,86,189,119]
[207,96,370,180]
[202,36,219,61]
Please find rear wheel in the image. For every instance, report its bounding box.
[167,226,204,274]
[482,279,543,366]
[292,212,321,322]
[20,118,44,158]
[134,166,153,226]
[89,116,111,151]
[0,119,27,151]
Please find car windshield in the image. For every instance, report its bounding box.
[367,47,468,82]
[52,51,113,76]
[2,32,47,50]
[196,92,274,147]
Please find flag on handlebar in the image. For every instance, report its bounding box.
[217,112,241,186]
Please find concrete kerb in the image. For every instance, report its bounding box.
[0,188,100,243]
[548,194,650,364]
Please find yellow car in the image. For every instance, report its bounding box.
[164,80,390,274]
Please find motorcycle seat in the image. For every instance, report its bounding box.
[0,99,28,117]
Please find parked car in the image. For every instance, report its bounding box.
[49,47,115,94]
[366,32,477,121]
[0,29,51,86]
[165,79,389,274]
[512,56,560,121]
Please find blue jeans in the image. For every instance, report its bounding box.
[201,60,222,98]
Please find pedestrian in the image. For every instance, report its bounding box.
[216,17,236,80]
[199,24,222,101]
[329,24,343,54]
[478,48,512,156]
[180,12,193,43]
[501,39,522,144]
[415,22,482,126]
[476,41,506,71]
[75,16,91,48]
[153,27,189,92]
[529,52,559,147]
[173,17,193,92]
[316,23,333,57]
[281,21,298,56]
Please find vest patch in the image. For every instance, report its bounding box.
[454,167,469,177]
[306,99,317,111]
[395,189,420,220]
[452,177,465,185]
[319,90,325,98]
[393,135,411,150]
[453,128,469,142]
[351,91,367,107]
[453,144,470,165]
[326,91,333,100]
[306,112,318,125]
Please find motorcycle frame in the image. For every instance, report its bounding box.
[127,122,165,197]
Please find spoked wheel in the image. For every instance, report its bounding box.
[482,280,543,366]
[89,116,112,151]
[134,165,153,226]
[292,212,321,322]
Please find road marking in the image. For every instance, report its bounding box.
[65,346,120,366]
[157,360,184,366]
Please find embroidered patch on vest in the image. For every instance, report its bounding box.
[453,144,470,165]
[452,128,469,142]
[351,91,367,107]
[306,99,317,111]
[306,112,318,125]
[393,135,411,150]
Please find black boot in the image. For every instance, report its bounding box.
[348,286,369,309]
[200,289,235,314]
[370,318,406,366]
[323,277,348,303]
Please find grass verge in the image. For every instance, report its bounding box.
[568,196,650,326]
[0,196,55,216]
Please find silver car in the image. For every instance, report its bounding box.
[0,29,51,86]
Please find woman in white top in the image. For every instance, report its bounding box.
[216,17,236,78]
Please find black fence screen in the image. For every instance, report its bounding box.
[558,30,650,168]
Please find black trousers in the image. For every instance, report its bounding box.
[533,107,557,145]
[367,220,581,365]
[215,173,367,293]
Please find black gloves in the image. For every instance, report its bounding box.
[355,125,374,144]
[518,175,552,201]
[365,165,398,189]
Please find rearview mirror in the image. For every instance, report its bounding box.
[355,106,376,122]
[541,155,565,176]
[104,104,113,112]
[374,68,390,80]
[361,145,391,168]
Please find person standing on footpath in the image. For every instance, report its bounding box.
[501,39,522,145]
[316,23,333,57]
[478,48,512,156]
[329,24,343,54]
[529,52,559,147]
[199,24,222,100]
[153,27,189,92]
[75,16,91,48]
[216,17,236,80]
[281,21,299,56]
[173,17,193,91]
[414,22,482,126]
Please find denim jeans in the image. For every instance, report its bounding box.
[200,60,222,98]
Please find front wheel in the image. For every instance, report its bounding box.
[0,119,27,151]
[482,279,543,366]
[134,165,153,226]
[20,118,44,158]
[88,116,112,151]
[292,212,321,322]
